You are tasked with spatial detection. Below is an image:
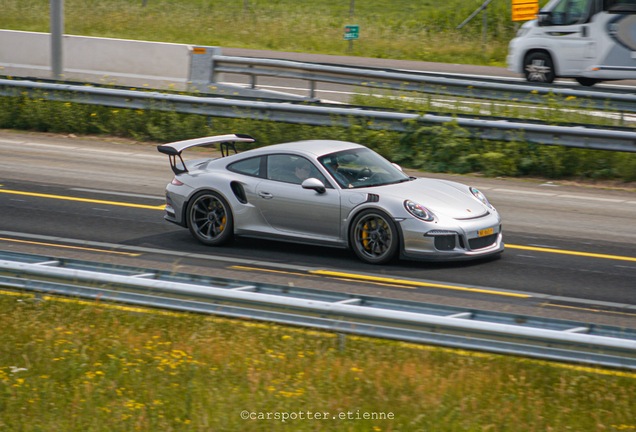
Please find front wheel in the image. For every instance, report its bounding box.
[186,191,234,246]
[524,52,555,84]
[349,209,399,264]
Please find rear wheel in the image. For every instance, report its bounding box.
[350,209,399,264]
[186,191,234,246]
[524,52,555,84]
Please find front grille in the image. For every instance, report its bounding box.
[468,234,497,250]
[433,235,456,251]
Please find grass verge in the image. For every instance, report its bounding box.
[0,0,519,66]
[1,290,635,431]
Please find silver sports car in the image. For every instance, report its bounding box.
[158,134,503,264]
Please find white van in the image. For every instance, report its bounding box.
[507,0,636,86]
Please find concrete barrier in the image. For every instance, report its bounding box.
[0,30,217,90]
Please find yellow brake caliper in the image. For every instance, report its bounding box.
[217,203,226,233]
[362,220,375,251]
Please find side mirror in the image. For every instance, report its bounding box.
[302,178,326,194]
[537,11,552,26]
[392,162,403,172]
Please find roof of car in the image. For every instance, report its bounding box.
[249,140,364,157]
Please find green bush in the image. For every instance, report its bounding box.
[1,94,634,183]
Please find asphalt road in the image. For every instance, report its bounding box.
[219,47,636,99]
[1,130,635,330]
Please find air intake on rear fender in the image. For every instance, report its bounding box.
[366,194,380,203]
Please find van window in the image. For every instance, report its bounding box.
[551,0,594,25]
[604,0,636,12]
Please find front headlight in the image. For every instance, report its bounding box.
[404,200,435,222]
[470,187,493,209]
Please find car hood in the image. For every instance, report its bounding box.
[371,178,489,219]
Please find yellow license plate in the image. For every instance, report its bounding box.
[478,227,494,237]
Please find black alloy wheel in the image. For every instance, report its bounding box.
[186,191,234,246]
[350,209,399,264]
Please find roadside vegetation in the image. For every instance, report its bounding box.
[2,0,519,66]
[1,0,635,183]
[1,293,635,431]
[1,95,634,182]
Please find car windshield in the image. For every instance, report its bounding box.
[318,147,411,189]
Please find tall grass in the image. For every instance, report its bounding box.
[1,292,634,431]
[0,0,524,65]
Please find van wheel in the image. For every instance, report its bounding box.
[575,77,600,87]
[524,52,555,84]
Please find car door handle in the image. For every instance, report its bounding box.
[258,191,274,199]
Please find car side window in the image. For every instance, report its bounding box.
[227,156,263,177]
[267,154,329,186]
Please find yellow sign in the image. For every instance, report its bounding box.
[512,0,539,22]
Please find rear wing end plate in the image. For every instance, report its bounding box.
[157,133,255,175]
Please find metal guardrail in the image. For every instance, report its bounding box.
[210,54,636,115]
[1,251,635,370]
[1,78,635,152]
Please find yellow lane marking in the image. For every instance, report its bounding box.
[542,302,636,318]
[0,237,141,257]
[230,265,418,289]
[230,265,311,278]
[311,270,530,298]
[0,188,164,210]
[507,244,636,262]
[233,265,527,297]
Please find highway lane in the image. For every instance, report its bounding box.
[1,131,635,328]
[218,47,636,103]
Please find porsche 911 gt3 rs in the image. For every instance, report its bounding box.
[157,134,504,264]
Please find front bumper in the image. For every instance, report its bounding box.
[398,213,504,261]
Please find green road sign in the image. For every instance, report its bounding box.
[344,25,359,40]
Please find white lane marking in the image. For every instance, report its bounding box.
[492,188,635,204]
[558,195,625,203]
[493,188,557,196]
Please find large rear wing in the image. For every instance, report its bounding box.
[157,133,255,175]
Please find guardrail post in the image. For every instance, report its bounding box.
[188,46,221,93]
[249,65,257,89]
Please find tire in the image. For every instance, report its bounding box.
[186,191,234,246]
[349,209,399,264]
[575,77,600,87]
[524,52,555,84]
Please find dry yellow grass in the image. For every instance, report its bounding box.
[1,291,634,431]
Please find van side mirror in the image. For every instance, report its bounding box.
[537,11,552,26]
